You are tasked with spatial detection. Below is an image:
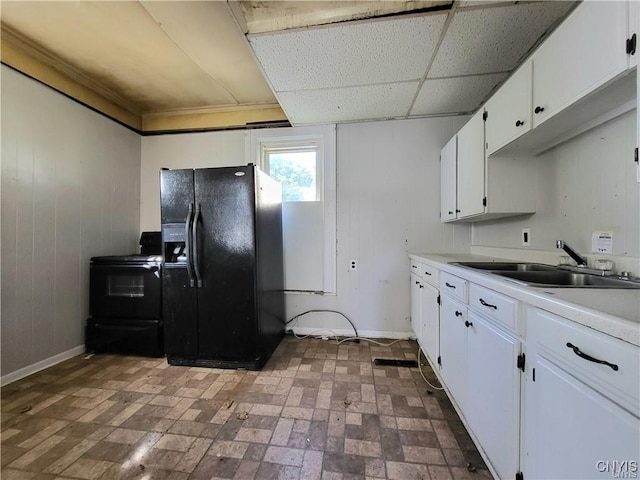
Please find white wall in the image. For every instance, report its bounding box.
[472,111,639,271]
[140,117,471,337]
[286,118,471,337]
[140,130,246,231]
[1,66,141,382]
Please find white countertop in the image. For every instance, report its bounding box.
[410,252,640,346]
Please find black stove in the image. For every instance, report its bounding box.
[85,232,164,357]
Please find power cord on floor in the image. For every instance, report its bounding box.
[417,345,444,391]
[286,309,359,338]
[285,310,411,347]
[336,337,405,347]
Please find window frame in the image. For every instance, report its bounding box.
[262,142,322,202]
[247,125,337,294]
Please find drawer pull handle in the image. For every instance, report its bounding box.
[455,311,463,317]
[424,272,432,276]
[464,320,473,328]
[479,298,498,310]
[445,282,456,289]
[412,265,417,268]
[566,343,619,371]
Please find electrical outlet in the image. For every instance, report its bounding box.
[349,259,357,271]
[522,228,531,247]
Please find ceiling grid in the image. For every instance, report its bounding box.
[0,0,576,131]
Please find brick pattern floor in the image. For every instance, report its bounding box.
[1,337,492,479]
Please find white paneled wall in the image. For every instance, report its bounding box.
[140,130,246,232]
[472,111,639,269]
[140,117,471,337]
[1,67,141,382]
[284,118,471,336]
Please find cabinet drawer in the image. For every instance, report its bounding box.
[421,264,439,287]
[440,272,468,303]
[410,261,421,276]
[528,308,640,409]
[469,284,518,331]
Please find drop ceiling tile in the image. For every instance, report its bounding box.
[249,14,447,92]
[429,1,574,77]
[411,73,507,115]
[277,82,420,125]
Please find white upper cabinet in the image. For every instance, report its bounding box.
[481,1,637,156]
[456,109,486,219]
[440,135,457,222]
[629,0,639,69]
[439,109,536,223]
[485,61,532,156]
[531,1,629,129]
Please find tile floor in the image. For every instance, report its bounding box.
[1,337,492,479]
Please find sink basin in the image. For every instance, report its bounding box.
[496,271,640,289]
[453,262,557,272]
[450,261,640,288]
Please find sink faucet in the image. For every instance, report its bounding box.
[556,240,588,267]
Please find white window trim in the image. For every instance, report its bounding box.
[246,125,337,294]
[262,143,322,202]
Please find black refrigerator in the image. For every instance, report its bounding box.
[160,165,285,370]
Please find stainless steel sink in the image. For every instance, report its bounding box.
[453,262,557,272]
[451,262,640,289]
[493,271,640,289]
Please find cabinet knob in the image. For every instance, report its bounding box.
[534,106,545,114]
[515,120,524,127]
[455,311,463,317]
[455,209,461,213]
[464,320,473,328]
[448,211,454,215]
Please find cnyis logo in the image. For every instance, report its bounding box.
[596,460,639,478]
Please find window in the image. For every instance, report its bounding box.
[247,125,336,294]
[262,145,320,202]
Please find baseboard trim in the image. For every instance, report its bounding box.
[1,345,85,387]
[287,327,413,340]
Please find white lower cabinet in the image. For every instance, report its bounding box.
[409,258,640,480]
[410,260,440,366]
[523,356,639,480]
[523,307,640,479]
[439,294,468,412]
[435,279,523,479]
[410,272,422,343]
[466,311,521,480]
[420,281,439,365]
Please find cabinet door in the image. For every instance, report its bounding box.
[485,61,532,155]
[440,135,457,222]
[420,282,439,365]
[466,312,521,480]
[532,1,628,128]
[439,295,467,411]
[456,110,485,219]
[523,355,640,479]
[630,0,639,69]
[410,272,422,342]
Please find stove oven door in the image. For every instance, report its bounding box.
[90,262,161,319]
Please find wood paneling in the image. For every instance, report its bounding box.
[1,66,141,379]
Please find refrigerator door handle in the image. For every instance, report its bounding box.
[185,203,195,287]
[192,203,203,287]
